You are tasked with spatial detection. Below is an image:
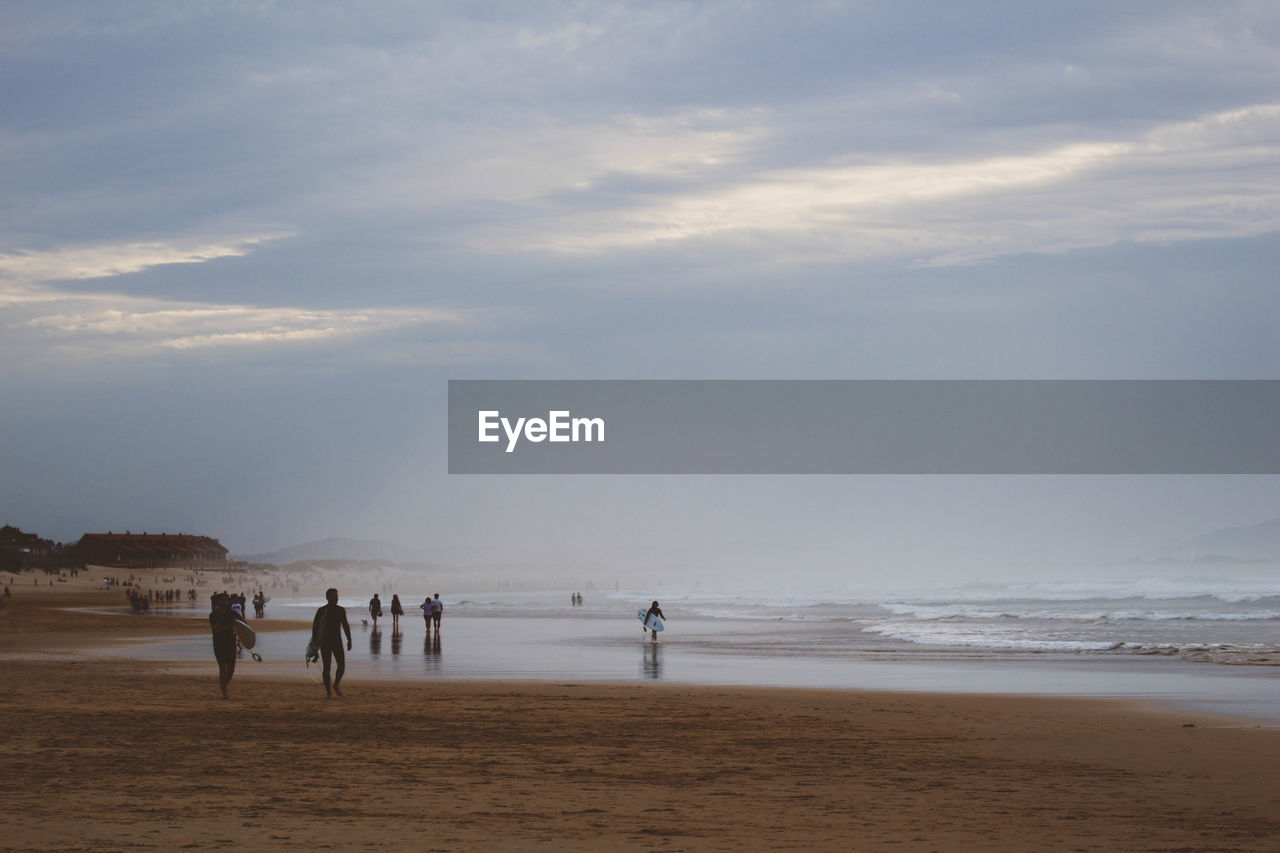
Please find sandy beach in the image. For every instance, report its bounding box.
[2,574,1279,851]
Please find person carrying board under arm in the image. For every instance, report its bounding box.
[312,588,353,698]
[209,593,237,699]
[645,600,666,643]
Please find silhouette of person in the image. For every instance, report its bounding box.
[312,588,353,698]
[209,592,237,699]
[644,600,666,643]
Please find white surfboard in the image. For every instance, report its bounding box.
[637,609,664,632]
[233,619,256,650]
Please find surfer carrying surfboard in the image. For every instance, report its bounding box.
[209,592,238,699]
[644,600,666,643]
[312,588,353,698]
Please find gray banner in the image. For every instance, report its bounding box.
[447,380,1280,474]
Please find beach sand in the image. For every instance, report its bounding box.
[2,574,1278,851]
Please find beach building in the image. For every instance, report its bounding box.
[1,524,54,571]
[70,532,229,569]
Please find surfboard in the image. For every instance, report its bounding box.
[637,609,664,632]
[233,619,256,650]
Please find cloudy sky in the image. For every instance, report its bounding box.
[2,2,1277,582]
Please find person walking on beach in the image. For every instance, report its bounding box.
[209,593,237,699]
[313,588,353,698]
[369,593,383,628]
[390,594,403,628]
[421,596,433,631]
[645,600,666,643]
[430,593,443,631]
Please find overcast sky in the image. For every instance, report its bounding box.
[2,2,1277,583]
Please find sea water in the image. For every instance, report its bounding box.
[102,573,1280,722]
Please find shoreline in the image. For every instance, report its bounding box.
[7,576,1278,722]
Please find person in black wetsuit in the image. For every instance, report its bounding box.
[312,588,353,698]
[209,592,237,699]
[645,600,666,643]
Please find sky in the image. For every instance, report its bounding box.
[2,1,1277,585]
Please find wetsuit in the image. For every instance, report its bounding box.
[312,601,352,692]
[210,607,237,666]
[644,604,666,641]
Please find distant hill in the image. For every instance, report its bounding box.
[234,537,429,565]
[1158,517,1280,562]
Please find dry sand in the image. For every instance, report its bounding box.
[2,572,1278,851]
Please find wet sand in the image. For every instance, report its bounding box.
[2,574,1279,851]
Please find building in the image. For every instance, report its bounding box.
[71,532,229,569]
[1,524,54,571]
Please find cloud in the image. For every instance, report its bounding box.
[23,303,457,351]
[0,234,293,292]
[0,232,460,357]
[488,103,1279,265]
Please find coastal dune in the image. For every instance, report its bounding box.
[2,579,1278,850]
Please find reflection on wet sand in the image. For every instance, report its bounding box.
[391,626,402,656]
[424,631,442,674]
[369,627,382,657]
[642,643,662,679]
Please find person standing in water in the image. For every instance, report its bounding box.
[209,593,237,699]
[390,594,404,628]
[644,600,666,643]
[312,588,353,698]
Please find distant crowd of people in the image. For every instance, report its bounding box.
[205,590,267,620]
[126,586,198,612]
[105,573,192,589]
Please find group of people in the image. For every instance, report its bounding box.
[125,587,199,613]
[127,589,151,613]
[104,573,181,589]
[211,589,666,700]
[365,592,444,633]
[211,589,446,700]
[570,592,584,606]
[421,594,443,632]
[212,586,355,700]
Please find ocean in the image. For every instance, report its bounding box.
[108,569,1280,721]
